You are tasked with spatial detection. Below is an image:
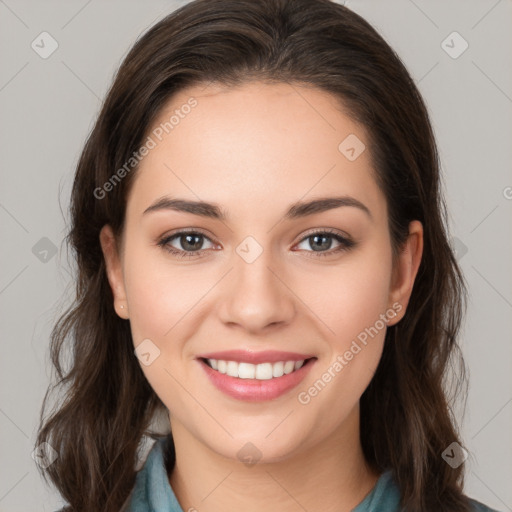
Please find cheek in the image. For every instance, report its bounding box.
[295,240,392,413]
[305,242,393,351]
[122,242,208,345]
[121,243,204,411]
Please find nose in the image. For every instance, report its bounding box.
[218,245,296,334]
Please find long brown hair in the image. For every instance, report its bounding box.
[36,0,471,510]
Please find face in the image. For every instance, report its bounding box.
[100,81,422,464]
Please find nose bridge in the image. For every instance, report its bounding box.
[219,234,295,331]
[235,237,275,289]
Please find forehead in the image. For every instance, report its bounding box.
[126,81,385,224]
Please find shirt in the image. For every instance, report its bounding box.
[122,435,501,512]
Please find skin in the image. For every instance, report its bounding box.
[100,81,423,512]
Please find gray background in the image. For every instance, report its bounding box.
[0,0,511,511]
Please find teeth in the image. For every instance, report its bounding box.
[255,362,273,380]
[226,361,238,377]
[238,362,255,379]
[217,360,227,374]
[272,361,284,378]
[284,361,295,374]
[206,358,307,380]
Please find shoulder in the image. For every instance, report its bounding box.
[353,470,502,512]
[467,497,503,512]
[55,436,175,512]
[379,470,502,512]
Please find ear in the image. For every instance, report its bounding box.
[99,224,129,319]
[386,220,423,326]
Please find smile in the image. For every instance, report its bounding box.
[197,356,317,402]
[203,358,308,380]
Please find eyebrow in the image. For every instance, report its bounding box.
[142,195,372,221]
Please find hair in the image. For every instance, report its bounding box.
[36,0,471,511]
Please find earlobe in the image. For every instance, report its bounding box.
[99,224,129,319]
[387,220,423,326]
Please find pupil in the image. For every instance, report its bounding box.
[183,234,202,251]
[311,234,331,251]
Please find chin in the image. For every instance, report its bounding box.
[207,431,311,467]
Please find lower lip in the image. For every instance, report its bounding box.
[198,358,316,402]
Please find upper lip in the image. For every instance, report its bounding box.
[197,349,315,364]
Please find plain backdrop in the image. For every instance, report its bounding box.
[0,1,511,511]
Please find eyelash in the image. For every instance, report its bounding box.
[156,228,355,259]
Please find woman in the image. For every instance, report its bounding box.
[36,0,501,510]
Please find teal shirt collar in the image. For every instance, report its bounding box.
[124,435,182,511]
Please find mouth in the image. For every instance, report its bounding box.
[200,356,316,380]
[196,354,317,402]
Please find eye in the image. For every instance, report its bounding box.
[293,229,355,258]
[157,229,217,259]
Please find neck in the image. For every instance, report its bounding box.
[168,405,380,512]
